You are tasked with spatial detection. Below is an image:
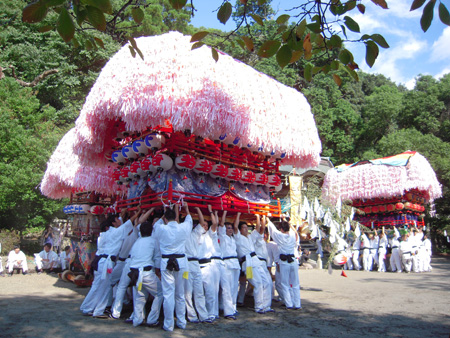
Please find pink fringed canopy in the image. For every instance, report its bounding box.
[73,31,321,168]
[41,129,126,199]
[42,31,322,199]
[321,151,442,205]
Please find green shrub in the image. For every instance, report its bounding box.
[0,229,21,255]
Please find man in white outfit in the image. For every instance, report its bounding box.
[422,233,432,272]
[35,243,59,273]
[250,215,274,313]
[389,228,402,273]
[233,213,271,314]
[399,233,413,273]
[410,229,423,272]
[196,206,221,321]
[184,208,210,323]
[60,246,71,271]
[128,220,163,327]
[7,245,28,276]
[377,227,388,272]
[80,209,138,317]
[217,210,241,320]
[267,218,301,310]
[361,233,371,271]
[351,236,361,270]
[153,202,192,332]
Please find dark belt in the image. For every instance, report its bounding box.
[211,256,222,260]
[199,258,211,264]
[392,246,399,249]
[258,257,267,262]
[223,256,238,260]
[162,254,184,271]
[239,252,256,263]
[279,254,295,263]
[188,257,199,262]
[118,257,127,262]
[379,246,385,249]
[402,251,411,255]
[98,254,117,262]
[127,266,152,286]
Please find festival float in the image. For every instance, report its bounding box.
[40,31,322,279]
[321,151,442,228]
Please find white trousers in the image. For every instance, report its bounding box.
[161,269,187,331]
[412,252,421,272]
[80,260,104,314]
[200,261,220,318]
[7,259,28,273]
[280,262,301,308]
[390,249,402,272]
[220,266,240,316]
[185,261,209,321]
[250,264,272,312]
[402,253,412,272]
[378,248,387,272]
[111,260,132,318]
[352,250,360,270]
[133,270,163,326]
[363,249,372,271]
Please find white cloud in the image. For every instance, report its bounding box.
[430,27,450,62]
[404,78,416,90]
[359,35,427,85]
[434,67,450,79]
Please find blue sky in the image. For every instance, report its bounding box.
[189,0,450,89]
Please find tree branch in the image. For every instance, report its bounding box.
[8,65,58,87]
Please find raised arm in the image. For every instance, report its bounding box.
[255,214,261,234]
[175,204,180,223]
[220,210,227,227]
[129,206,142,225]
[233,212,241,234]
[289,223,299,242]
[138,207,155,225]
[195,206,205,226]
[208,205,218,232]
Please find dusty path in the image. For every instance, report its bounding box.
[1,257,449,338]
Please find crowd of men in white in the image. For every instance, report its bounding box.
[75,203,302,332]
[340,227,433,273]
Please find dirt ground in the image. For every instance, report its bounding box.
[1,257,449,338]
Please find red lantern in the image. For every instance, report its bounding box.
[152,153,173,172]
[140,157,156,174]
[387,204,395,212]
[119,166,131,183]
[364,206,372,214]
[226,167,242,182]
[404,202,412,210]
[90,205,104,215]
[379,205,387,213]
[130,161,141,178]
[254,173,268,186]
[395,203,404,210]
[210,163,229,179]
[113,169,121,185]
[371,206,379,213]
[267,174,282,188]
[193,158,214,175]
[239,170,256,185]
[175,154,196,171]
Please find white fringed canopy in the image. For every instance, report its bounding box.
[73,31,321,168]
[321,151,442,205]
[41,31,322,199]
[41,129,126,199]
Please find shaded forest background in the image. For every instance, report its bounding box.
[0,0,449,251]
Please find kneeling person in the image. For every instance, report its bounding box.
[35,243,59,274]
